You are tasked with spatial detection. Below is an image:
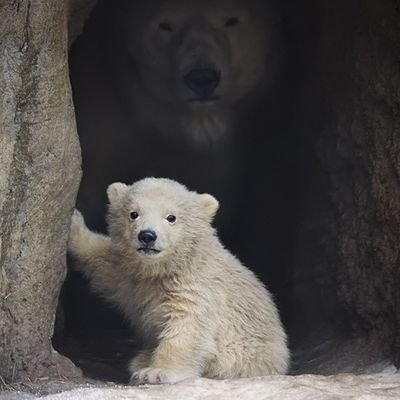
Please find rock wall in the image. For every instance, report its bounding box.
[289,0,400,360]
[334,0,400,360]
[0,1,82,382]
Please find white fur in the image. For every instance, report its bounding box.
[68,177,289,385]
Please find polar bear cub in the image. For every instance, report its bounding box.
[68,177,289,384]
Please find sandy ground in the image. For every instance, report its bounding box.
[2,370,400,400]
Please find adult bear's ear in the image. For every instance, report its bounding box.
[198,193,219,220]
[107,182,129,204]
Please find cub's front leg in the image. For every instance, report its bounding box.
[129,350,152,371]
[129,315,209,385]
[68,209,120,296]
[68,209,112,263]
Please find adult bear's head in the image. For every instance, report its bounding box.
[112,0,279,144]
[123,0,277,105]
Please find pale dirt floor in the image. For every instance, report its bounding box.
[2,335,399,399]
[1,372,400,400]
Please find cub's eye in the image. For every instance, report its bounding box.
[224,17,240,28]
[166,214,176,223]
[159,21,173,32]
[130,211,139,220]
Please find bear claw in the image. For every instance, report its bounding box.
[130,367,196,385]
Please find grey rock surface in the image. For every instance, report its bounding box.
[0,1,82,381]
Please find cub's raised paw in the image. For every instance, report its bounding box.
[130,367,197,385]
[70,209,85,232]
[68,209,87,253]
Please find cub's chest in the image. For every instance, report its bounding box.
[133,280,196,331]
[132,281,172,327]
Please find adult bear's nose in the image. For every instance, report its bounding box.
[184,68,221,99]
[138,230,157,245]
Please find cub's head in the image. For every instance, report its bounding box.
[106,178,219,266]
[121,0,278,142]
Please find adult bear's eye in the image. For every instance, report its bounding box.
[159,21,173,32]
[166,214,176,223]
[224,17,240,28]
[130,211,139,220]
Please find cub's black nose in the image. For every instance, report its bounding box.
[184,68,221,99]
[138,230,157,244]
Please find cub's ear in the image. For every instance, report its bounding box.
[107,182,129,204]
[198,193,219,220]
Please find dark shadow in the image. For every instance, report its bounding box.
[54,0,388,382]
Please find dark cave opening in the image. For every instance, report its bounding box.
[53,0,399,382]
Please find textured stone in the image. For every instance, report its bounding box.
[0,1,81,381]
[288,0,400,359]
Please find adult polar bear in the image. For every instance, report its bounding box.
[72,0,280,235]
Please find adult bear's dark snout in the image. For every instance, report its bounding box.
[184,68,221,100]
